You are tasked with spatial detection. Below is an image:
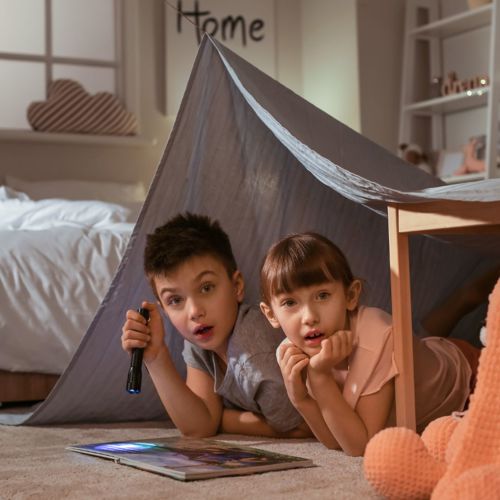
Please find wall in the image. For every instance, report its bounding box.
[275,0,302,95]
[0,0,404,188]
[301,0,361,132]
[357,0,405,153]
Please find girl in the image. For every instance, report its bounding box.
[259,232,488,456]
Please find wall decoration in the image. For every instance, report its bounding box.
[27,79,137,136]
[440,71,489,96]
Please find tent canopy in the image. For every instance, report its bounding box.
[2,36,499,425]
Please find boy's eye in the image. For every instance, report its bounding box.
[200,282,215,294]
[166,295,183,307]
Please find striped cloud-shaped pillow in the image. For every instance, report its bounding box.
[27,79,138,136]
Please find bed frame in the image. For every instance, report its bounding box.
[0,370,59,404]
[387,199,500,430]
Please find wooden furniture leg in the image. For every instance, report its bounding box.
[387,205,416,430]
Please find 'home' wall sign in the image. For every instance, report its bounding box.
[176,0,266,46]
[166,0,276,115]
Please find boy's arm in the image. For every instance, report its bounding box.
[220,409,313,438]
[147,352,223,438]
[122,302,222,438]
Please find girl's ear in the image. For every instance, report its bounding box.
[346,279,362,311]
[260,302,281,329]
[232,270,245,303]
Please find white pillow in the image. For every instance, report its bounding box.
[0,198,131,230]
[6,175,146,204]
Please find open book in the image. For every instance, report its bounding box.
[67,436,314,481]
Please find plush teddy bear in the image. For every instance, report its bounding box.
[363,278,500,500]
[398,143,433,175]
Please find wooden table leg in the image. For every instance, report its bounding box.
[387,205,416,430]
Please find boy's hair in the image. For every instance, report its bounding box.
[144,212,238,294]
[260,232,355,304]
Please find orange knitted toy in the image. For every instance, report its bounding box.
[363,278,500,500]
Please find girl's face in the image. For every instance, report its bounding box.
[261,279,361,357]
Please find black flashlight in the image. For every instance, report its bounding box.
[126,307,150,394]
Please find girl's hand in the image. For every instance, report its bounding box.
[277,342,310,407]
[309,330,355,373]
[121,301,167,364]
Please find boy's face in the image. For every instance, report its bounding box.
[260,279,360,357]
[155,254,244,359]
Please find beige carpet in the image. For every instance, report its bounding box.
[0,420,383,499]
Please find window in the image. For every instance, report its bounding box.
[0,0,133,131]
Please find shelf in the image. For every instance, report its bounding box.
[0,129,157,147]
[410,3,492,38]
[404,86,489,114]
[441,172,486,184]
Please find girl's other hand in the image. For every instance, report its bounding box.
[309,330,355,373]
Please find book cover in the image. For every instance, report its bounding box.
[67,436,314,481]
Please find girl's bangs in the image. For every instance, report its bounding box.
[270,256,337,296]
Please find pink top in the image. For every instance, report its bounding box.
[346,306,471,431]
[278,305,472,432]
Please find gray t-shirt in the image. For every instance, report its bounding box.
[182,304,303,433]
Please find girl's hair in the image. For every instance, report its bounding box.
[260,232,355,304]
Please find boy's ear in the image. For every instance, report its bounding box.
[259,302,281,329]
[232,270,245,303]
[346,279,362,311]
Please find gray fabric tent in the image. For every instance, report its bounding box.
[2,36,499,425]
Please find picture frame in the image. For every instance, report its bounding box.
[436,150,464,179]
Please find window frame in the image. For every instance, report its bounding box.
[0,0,141,143]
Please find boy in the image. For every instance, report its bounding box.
[121,212,307,438]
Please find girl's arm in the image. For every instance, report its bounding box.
[277,343,340,448]
[308,371,394,456]
[293,397,340,449]
[307,331,394,456]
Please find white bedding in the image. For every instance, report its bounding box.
[0,187,137,374]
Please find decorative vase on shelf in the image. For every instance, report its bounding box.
[467,0,492,9]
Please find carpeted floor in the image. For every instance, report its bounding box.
[0,420,382,499]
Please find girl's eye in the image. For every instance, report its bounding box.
[201,282,215,294]
[317,291,330,300]
[281,299,296,308]
[166,295,183,307]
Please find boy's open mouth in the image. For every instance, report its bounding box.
[194,325,213,339]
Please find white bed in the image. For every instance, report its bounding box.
[0,178,144,402]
